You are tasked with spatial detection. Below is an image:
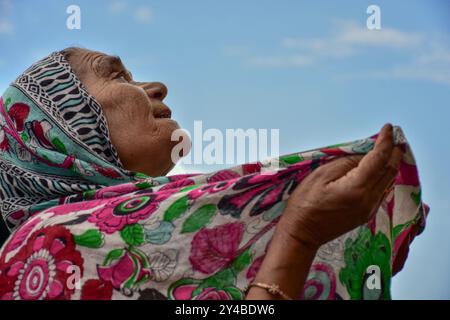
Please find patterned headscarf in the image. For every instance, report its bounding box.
[0,52,139,236]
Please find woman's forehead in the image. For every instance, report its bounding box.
[72,48,124,69]
[85,51,129,74]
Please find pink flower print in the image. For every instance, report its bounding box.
[2,217,42,254]
[97,248,151,293]
[217,166,302,218]
[171,282,236,300]
[0,226,83,300]
[89,190,177,234]
[189,222,245,274]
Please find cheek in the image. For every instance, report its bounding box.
[103,84,152,124]
[124,88,153,123]
[96,83,182,174]
[97,85,152,147]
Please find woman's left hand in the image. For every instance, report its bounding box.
[247,124,403,300]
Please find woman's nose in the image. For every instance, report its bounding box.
[143,82,168,101]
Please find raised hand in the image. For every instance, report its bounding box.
[278,123,403,249]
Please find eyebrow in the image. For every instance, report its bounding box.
[107,55,124,70]
[110,55,122,65]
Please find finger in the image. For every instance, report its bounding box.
[352,123,395,187]
[319,155,363,183]
[372,146,403,197]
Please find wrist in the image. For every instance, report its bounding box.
[276,223,319,254]
[247,224,318,300]
[277,213,322,252]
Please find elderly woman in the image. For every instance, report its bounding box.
[0,48,427,300]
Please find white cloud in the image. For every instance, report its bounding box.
[225,19,450,85]
[335,21,423,48]
[380,48,450,86]
[135,6,153,24]
[416,50,450,65]
[334,47,450,86]
[282,37,354,58]
[108,2,154,26]
[390,66,450,86]
[0,20,13,34]
[108,1,127,14]
[281,20,422,59]
[222,44,314,68]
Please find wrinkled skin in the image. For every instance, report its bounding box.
[63,47,182,177]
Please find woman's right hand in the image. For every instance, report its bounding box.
[278,123,403,250]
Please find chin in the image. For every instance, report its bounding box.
[157,118,180,129]
[155,119,190,174]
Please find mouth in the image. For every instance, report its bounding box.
[155,109,172,119]
[152,102,172,119]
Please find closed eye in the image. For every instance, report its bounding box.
[113,71,131,82]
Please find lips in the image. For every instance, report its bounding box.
[155,109,172,119]
[153,104,172,119]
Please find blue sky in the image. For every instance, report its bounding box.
[0,0,449,299]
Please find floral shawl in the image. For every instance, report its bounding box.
[0,53,428,300]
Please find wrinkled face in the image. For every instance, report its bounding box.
[65,48,182,177]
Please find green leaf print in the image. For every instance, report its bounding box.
[230,249,252,273]
[411,190,421,206]
[82,189,97,200]
[134,172,150,179]
[194,269,236,296]
[339,227,392,300]
[103,248,125,265]
[392,221,413,241]
[73,229,105,248]
[181,204,217,234]
[20,132,29,142]
[279,154,303,165]
[163,195,189,222]
[52,137,67,154]
[135,181,153,189]
[120,223,145,246]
